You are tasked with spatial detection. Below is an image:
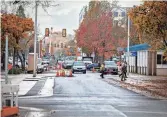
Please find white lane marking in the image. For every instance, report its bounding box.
[18,81,37,95]
[111,105,128,117]
[123,110,167,114]
[38,78,54,96]
[50,105,127,117]
[20,106,46,111]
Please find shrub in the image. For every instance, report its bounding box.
[8,68,22,74]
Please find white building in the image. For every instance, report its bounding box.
[79,6,87,24]
[127,50,167,76]
[112,7,130,27]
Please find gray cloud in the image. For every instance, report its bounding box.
[24,0,142,36]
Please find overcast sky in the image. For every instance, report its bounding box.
[25,0,142,36]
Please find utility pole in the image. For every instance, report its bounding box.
[33,1,38,77]
[102,41,105,62]
[49,27,53,55]
[127,15,130,75]
[5,34,9,84]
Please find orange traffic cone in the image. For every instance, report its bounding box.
[69,70,73,77]
[59,70,62,77]
[92,67,96,73]
[56,70,59,77]
[62,70,65,77]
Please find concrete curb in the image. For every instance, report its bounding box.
[103,78,167,100]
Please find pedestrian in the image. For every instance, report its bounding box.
[118,63,122,77]
[100,63,105,78]
[120,61,127,81]
[124,61,128,78]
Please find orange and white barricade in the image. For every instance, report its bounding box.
[1,84,19,117]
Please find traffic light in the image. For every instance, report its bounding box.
[62,29,66,37]
[45,28,49,37]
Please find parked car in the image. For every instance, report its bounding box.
[82,57,93,66]
[37,58,44,73]
[8,57,27,69]
[63,60,74,69]
[87,63,100,71]
[42,58,50,64]
[104,61,118,75]
[72,61,86,74]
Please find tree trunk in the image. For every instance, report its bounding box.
[94,50,98,63]
[13,47,16,68]
[18,51,25,70]
[1,51,5,70]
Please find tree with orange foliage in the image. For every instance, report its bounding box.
[1,13,34,69]
[128,1,167,59]
[75,0,127,62]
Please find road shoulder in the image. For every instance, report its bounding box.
[103,74,167,99]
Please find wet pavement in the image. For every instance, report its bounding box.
[19,72,167,117]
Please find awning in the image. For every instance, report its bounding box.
[124,43,150,52]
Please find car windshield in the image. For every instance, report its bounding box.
[38,59,42,64]
[66,61,74,64]
[105,61,117,66]
[83,58,92,61]
[73,62,85,66]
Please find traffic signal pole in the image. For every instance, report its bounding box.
[33,1,38,77]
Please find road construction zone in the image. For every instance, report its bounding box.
[56,69,73,77]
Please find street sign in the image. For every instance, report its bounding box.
[131,52,137,56]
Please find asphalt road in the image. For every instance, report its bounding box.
[19,72,167,117]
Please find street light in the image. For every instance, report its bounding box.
[33,1,38,77]
[49,27,53,54]
[127,15,130,75]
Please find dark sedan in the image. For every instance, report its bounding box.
[87,63,100,71]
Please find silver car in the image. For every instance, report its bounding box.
[104,61,118,75]
[72,61,86,74]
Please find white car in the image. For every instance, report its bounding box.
[82,58,93,66]
[72,61,86,74]
[37,58,44,73]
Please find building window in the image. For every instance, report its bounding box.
[57,44,59,48]
[122,12,125,17]
[157,54,167,64]
[157,54,161,64]
[162,56,167,64]
[113,20,118,26]
[61,43,63,48]
[114,12,118,17]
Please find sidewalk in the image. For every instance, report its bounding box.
[103,73,167,99]
[1,71,55,96]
